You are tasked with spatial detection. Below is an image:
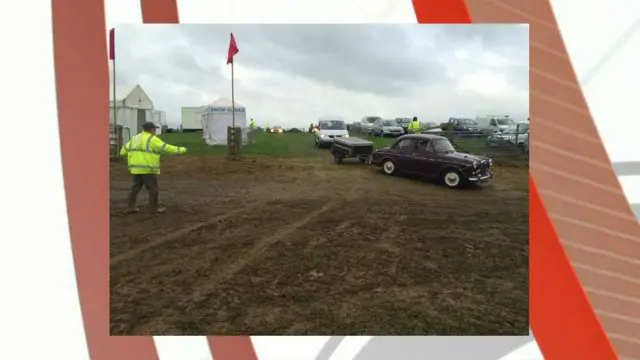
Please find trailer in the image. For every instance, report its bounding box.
[330,137,375,164]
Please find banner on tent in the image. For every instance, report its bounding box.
[209,107,246,113]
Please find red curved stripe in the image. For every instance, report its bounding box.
[410,0,617,359]
[140,0,180,23]
[52,0,159,359]
[530,177,617,359]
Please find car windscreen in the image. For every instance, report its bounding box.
[397,118,411,124]
[496,118,515,126]
[365,117,381,123]
[504,124,528,134]
[382,120,397,126]
[319,121,346,130]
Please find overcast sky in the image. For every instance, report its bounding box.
[113,24,529,128]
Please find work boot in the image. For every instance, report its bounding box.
[148,192,165,214]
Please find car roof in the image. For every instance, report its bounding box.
[396,134,447,141]
[318,116,344,121]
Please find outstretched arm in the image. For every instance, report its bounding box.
[149,136,187,156]
[119,139,132,156]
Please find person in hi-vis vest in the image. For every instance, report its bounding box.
[120,121,187,214]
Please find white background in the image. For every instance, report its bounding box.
[1,0,638,359]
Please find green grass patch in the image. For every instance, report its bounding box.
[160,132,330,157]
[159,131,525,160]
[160,131,399,157]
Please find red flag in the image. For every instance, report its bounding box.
[109,28,115,60]
[227,32,239,65]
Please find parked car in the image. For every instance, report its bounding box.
[501,123,529,146]
[421,122,443,133]
[372,119,405,137]
[315,117,349,148]
[360,116,382,134]
[474,116,516,134]
[440,118,482,136]
[370,134,493,188]
[395,118,412,134]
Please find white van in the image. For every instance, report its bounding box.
[315,116,349,148]
[475,116,516,133]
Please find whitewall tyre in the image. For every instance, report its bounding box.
[382,160,396,175]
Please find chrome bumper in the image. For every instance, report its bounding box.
[468,172,493,182]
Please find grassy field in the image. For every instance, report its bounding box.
[160,131,522,159]
[160,131,397,156]
[110,130,529,336]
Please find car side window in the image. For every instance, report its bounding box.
[490,119,497,126]
[416,139,431,155]
[394,139,415,151]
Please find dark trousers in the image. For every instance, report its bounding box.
[127,174,159,211]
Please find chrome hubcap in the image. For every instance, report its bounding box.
[383,162,394,173]
[445,173,459,186]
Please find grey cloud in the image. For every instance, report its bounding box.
[178,24,453,97]
[113,24,528,128]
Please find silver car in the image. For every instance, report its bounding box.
[315,117,350,148]
[360,116,381,134]
[372,119,404,137]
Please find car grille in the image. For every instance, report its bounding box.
[328,135,342,138]
[480,161,489,174]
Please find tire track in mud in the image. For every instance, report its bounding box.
[111,201,272,266]
[191,200,340,301]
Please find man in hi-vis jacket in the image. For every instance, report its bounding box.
[120,122,187,214]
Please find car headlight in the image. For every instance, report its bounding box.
[320,134,327,138]
[489,159,493,166]
[344,134,349,138]
[473,161,479,168]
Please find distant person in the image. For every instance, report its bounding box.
[120,121,188,214]
[309,123,314,133]
[265,122,271,133]
[249,118,256,144]
[408,116,422,134]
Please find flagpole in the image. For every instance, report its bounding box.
[231,61,235,129]
[112,58,118,159]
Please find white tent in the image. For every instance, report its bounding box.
[109,84,155,143]
[201,98,248,145]
[151,110,167,134]
[181,106,205,132]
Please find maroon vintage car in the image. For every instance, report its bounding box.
[370,134,493,188]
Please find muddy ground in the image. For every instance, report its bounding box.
[110,156,529,335]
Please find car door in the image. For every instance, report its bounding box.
[393,138,418,172]
[452,119,461,132]
[489,119,498,132]
[411,139,439,177]
[373,119,382,135]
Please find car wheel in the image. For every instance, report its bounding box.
[441,169,463,188]
[382,159,396,175]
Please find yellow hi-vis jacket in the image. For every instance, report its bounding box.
[120,132,186,175]
[249,119,256,128]
[408,120,422,133]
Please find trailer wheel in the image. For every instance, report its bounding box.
[333,154,343,164]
